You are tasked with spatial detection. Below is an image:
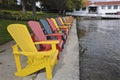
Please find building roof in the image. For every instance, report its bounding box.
[84,1,120,7]
[95,1,120,6]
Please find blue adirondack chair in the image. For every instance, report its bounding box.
[39,19,55,40]
[55,18,61,26]
[40,19,66,42]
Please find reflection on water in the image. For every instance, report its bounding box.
[78,19,120,80]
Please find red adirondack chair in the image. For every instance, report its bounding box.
[46,18,68,42]
[27,21,64,54]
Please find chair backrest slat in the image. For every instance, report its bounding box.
[28,21,47,41]
[40,19,53,34]
[7,24,37,52]
[46,18,57,32]
[51,18,60,30]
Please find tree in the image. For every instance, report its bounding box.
[81,0,87,7]
[21,0,27,14]
[32,0,36,16]
[41,0,81,12]
[72,0,81,10]
[1,0,8,5]
[65,0,74,10]
[18,0,37,16]
[0,0,17,5]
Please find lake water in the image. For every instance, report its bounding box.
[78,19,120,80]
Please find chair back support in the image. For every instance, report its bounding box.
[55,18,61,26]
[28,21,51,50]
[51,18,60,30]
[40,19,56,39]
[40,19,53,34]
[58,17,65,25]
[28,21,47,41]
[7,24,37,52]
[46,18,57,32]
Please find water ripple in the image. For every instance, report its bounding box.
[79,19,120,80]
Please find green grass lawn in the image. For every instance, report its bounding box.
[0,19,27,44]
[0,10,60,45]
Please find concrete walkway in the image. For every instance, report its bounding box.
[0,19,79,80]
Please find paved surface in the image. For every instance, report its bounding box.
[0,19,79,80]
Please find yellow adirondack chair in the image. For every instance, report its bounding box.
[7,24,59,80]
[50,18,69,40]
[58,17,71,28]
[51,18,69,32]
[51,18,69,33]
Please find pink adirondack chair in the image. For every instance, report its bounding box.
[27,21,64,54]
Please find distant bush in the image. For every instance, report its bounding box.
[0,10,60,21]
[0,10,11,19]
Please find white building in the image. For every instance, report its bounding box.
[81,1,120,15]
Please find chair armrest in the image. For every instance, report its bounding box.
[53,30,63,34]
[45,33,63,37]
[59,26,68,30]
[12,44,55,56]
[34,40,59,45]
[59,26,69,28]
[59,27,68,30]
[34,40,59,50]
[64,23,71,25]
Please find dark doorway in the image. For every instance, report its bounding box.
[88,6,97,14]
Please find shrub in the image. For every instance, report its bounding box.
[11,12,23,20]
[0,10,12,19]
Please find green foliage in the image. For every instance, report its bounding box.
[65,0,74,10]
[11,12,23,20]
[0,19,27,44]
[41,0,81,11]
[0,10,60,21]
[0,10,12,19]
